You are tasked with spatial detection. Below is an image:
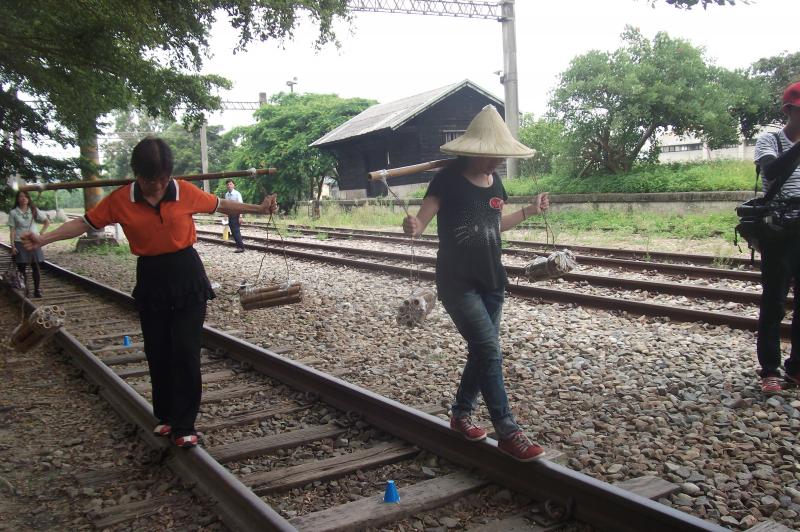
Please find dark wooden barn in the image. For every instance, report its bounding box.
[310,80,504,199]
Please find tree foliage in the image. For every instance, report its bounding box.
[517,113,566,177]
[550,26,737,176]
[0,1,349,181]
[225,92,374,208]
[652,0,738,7]
[102,111,234,183]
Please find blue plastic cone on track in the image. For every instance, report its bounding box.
[383,480,400,503]
[123,335,131,347]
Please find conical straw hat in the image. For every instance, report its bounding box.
[440,104,535,158]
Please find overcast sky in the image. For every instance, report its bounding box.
[201,0,798,131]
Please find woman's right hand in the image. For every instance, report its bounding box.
[11,245,18,255]
[20,231,42,251]
[402,215,421,236]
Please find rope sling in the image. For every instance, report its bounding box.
[374,171,437,327]
[521,176,578,282]
[238,211,303,310]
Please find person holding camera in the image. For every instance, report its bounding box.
[755,81,800,394]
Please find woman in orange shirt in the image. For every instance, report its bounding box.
[22,137,277,448]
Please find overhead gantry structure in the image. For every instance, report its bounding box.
[347,1,522,178]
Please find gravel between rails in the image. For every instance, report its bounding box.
[35,238,800,530]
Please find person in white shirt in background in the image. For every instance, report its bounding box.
[224,179,245,252]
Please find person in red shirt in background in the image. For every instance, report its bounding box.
[22,137,277,448]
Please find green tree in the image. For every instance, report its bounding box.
[550,26,738,177]
[517,113,566,177]
[225,92,373,208]
[0,0,349,183]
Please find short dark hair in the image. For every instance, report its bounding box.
[226,179,235,185]
[130,137,173,180]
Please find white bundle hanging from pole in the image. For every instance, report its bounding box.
[397,288,437,327]
[10,305,66,353]
[524,249,578,282]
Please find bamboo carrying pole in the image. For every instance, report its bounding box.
[13,168,278,192]
[367,159,453,181]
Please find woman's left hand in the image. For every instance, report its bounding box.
[259,194,278,215]
[536,192,550,213]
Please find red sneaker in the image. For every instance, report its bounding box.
[173,434,198,448]
[498,431,545,462]
[153,423,172,437]
[450,416,487,441]
[761,376,783,394]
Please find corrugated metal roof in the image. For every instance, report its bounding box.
[310,79,502,148]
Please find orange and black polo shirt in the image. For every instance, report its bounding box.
[84,179,220,257]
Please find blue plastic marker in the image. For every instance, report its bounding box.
[123,335,131,347]
[383,480,400,503]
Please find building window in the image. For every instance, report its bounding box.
[661,143,703,153]
[441,130,465,144]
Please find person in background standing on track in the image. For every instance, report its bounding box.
[401,105,549,461]
[8,190,49,298]
[224,179,245,253]
[755,81,800,394]
[21,137,278,448]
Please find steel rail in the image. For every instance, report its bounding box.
[222,221,760,282]
[21,254,726,532]
[283,223,758,268]
[196,233,786,338]
[197,229,769,306]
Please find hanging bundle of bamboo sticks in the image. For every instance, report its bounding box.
[239,280,302,310]
[397,288,437,327]
[523,249,578,282]
[10,305,66,353]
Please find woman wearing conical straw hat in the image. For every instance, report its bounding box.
[402,105,549,461]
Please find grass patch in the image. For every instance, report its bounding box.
[284,202,733,242]
[408,160,756,197]
[77,242,134,258]
[526,210,737,240]
[291,201,425,232]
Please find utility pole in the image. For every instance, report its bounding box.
[347,0,521,178]
[500,0,519,179]
[200,121,210,192]
[197,98,264,193]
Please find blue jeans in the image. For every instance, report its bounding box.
[441,286,520,439]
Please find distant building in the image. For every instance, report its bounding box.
[657,126,781,163]
[310,80,504,199]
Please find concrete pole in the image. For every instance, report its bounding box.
[200,121,210,192]
[501,0,519,180]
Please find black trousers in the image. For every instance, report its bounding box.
[16,262,41,291]
[228,214,244,249]
[139,302,206,437]
[757,236,800,377]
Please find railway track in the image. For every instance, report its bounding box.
[194,229,790,339]
[0,248,726,532]
[200,219,760,282]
